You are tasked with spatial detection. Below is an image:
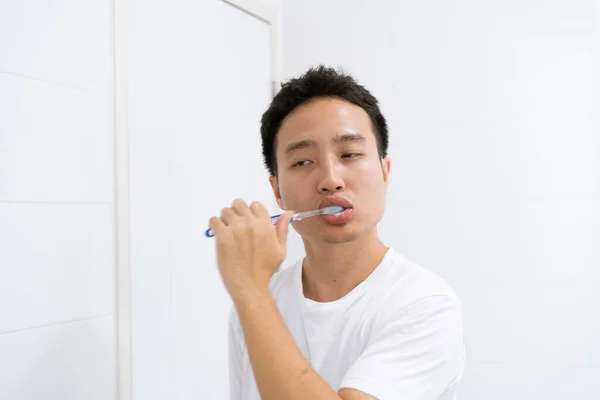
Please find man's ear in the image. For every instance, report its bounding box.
[381,157,391,184]
[269,175,284,209]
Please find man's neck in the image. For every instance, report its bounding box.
[300,231,389,303]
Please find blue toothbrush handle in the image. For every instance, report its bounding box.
[205,214,295,238]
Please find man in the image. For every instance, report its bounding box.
[208,66,465,400]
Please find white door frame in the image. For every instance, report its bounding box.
[112,0,131,399]
[222,0,282,97]
[112,1,281,398]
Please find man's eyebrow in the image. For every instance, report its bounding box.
[333,133,367,144]
[284,139,316,156]
[283,134,366,156]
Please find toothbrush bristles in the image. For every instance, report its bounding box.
[322,205,345,215]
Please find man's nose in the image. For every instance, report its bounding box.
[317,162,345,193]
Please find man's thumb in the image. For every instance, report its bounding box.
[276,210,294,246]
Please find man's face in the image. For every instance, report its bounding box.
[269,97,391,244]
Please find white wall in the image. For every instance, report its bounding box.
[126,1,275,398]
[0,1,117,399]
[280,0,600,398]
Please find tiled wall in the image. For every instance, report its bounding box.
[0,1,116,399]
[280,0,600,398]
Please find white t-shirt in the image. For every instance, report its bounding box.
[228,248,466,400]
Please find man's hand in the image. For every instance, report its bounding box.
[208,198,294,302]
[212,200,380,400]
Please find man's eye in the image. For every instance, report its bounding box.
[292,160,311,167]
[342,153,362,158]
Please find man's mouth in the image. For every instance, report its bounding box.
[317,196,354,210]
[317,196,354,225]
[321,206,353,224]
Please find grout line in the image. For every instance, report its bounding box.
[0,313,113,337]
[0,70,91,92]
[0,200,113,205]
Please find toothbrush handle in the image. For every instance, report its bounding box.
[204,214,296,238]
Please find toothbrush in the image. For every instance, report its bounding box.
[204,205,345,238]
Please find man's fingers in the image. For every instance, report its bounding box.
[250,201,270,219]
[220,207,237,225]
[231,198,251,216]
[218,199,274,231]
[209,216,226,236]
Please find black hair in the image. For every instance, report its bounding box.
[260,65,389,177]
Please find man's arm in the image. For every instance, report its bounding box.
[209,200,377,399]
[234,287,376,400]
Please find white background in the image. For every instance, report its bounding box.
[1,0,599,399]
[279,0,600,399]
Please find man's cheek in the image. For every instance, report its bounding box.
[281,184,304,206]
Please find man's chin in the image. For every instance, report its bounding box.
[315,225,365,244]
[297,220,372,245]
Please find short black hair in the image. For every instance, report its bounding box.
[260,65,389,177]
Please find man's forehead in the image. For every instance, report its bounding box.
[274,98,375,151]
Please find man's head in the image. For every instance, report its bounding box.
[260,66,391,244]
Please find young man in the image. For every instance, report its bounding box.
[208,66,465,400]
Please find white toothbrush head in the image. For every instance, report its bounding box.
[321,205,345,215]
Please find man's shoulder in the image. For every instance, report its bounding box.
[265,250,462,305]
[377,249,461,309]
[365,251,464,347]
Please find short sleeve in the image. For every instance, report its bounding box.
[228,307,244,400]
[340,295,466,400]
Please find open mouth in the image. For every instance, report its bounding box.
[321,206,353,224]
[317,197,354,225]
